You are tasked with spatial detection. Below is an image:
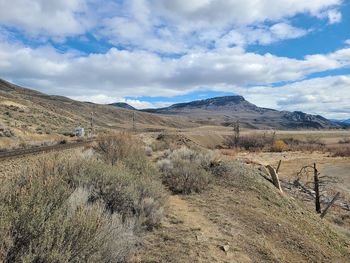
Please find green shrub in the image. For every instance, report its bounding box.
[72,161,165,230]
[158,147,211,194]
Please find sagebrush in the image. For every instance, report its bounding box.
[0,132,165,262]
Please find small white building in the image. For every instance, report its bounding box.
[74,127,85,137]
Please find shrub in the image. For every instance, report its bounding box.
[158,147,211,194]
[328,145,350,157]
[94,132,144,166]
[0,160,135,263]
[237,135,269,151]
[73,161,165,230]
[282,137,325,152]
[0,146,165,262]
[94,132,156,177]
[270,139,288,152]
[144,146,153,156]
[338,138,350,144]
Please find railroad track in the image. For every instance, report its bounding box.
[0,140,94,160]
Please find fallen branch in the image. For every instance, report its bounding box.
[266,165,283,193]
[321,192,340,218]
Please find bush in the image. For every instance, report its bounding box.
[270,139,288,152]
[94,132,156,177]
[338,138,350,144]
[0,159,135,262]
[328,145,350,157]
[237,135,270,151]
[0,146,165,262]
[282,137,325,152]
[94,132,145,166]
[73,161,165,230]
[158,147,211,194]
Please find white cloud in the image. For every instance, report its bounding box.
[153,0,341,25]
[327,9,342,24]
[217,23,308,47]
[68,94,168,109]
[1,39,349,102]
[0,0,91,38]
[0,0,347,117]
[0,0,341,49]
[232,75,350,119]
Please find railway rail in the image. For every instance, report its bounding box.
[0,139,94,161]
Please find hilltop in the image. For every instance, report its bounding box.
[109,102,137,110]
[143,96,344,129]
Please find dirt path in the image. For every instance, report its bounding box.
[137,194,251,263]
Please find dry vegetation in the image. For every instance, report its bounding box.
[225,131,350,157]
[1,128,350,262]
[0,132,165,262]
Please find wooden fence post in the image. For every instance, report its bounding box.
[276,160,282,174]
[314,163,321,214]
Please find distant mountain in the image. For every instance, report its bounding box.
[338,118,350,124]
[331,118,350,128]
[143,96,344,129]
[109,102,136,110]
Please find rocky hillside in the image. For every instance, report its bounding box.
[143,96,343,129]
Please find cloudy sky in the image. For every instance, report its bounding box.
[0,0,349,118]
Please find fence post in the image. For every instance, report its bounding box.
[314,163,321,214]
[276,160,282,174]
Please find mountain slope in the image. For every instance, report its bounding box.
[0,79,193,141]
[143,96,343,129]
[109,102,136,110]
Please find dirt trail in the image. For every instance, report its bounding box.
[137,194,251,263]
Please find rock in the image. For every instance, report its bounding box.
[220,244,230,252]
[0,126,14,137]
[196,233,208,242]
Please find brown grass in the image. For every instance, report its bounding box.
[328,144,350,157]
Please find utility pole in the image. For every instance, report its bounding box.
[132,112,136,132]
[233,120,240,146]
[90,106,94,137]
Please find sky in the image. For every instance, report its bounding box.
[0,0,349,119]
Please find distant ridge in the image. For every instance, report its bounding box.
[109,102,136,110]
[142,95,346,129]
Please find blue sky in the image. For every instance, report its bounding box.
[0,0,349,118]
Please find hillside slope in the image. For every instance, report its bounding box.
[138,161,350,262]
[0,79,193,143]
[109,102,137,110]
[143,96,343,129]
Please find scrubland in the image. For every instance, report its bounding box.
[0,133,164,262]
[1,130,350,262]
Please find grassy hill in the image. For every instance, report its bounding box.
[0,79,194,147]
